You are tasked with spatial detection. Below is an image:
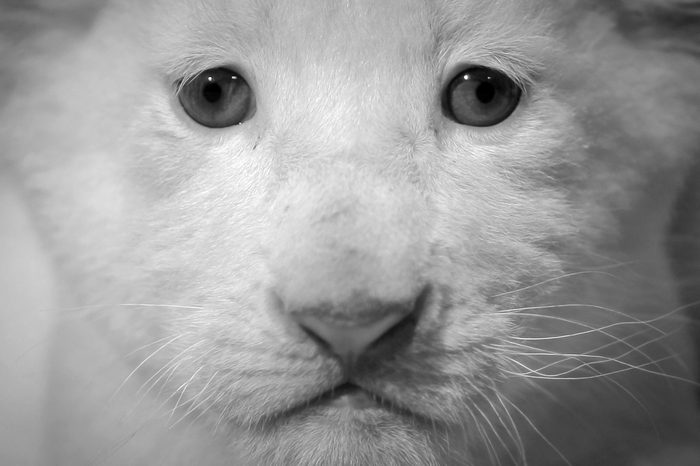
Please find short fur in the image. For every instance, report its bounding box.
[1,1,700,465]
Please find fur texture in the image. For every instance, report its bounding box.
[2,0,700,465]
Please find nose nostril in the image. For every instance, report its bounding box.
[369,311,417,350]
[298,322,333,352]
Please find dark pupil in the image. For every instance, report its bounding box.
[202,82,223,103]
[475,81,496,104]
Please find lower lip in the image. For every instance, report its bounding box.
[276,385,420,428]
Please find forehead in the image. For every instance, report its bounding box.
[145,0,554,81]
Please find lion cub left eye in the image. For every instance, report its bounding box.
[178,67,254,128]
[443,66,521,127]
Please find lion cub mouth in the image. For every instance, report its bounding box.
[315,383,380,410]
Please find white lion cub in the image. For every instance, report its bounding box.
[2,0,700,465]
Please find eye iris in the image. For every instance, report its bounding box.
[444,67,521,127]
[178,68,254,128]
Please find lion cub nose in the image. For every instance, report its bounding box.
[288,298,420,361]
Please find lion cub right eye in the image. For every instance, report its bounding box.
[442,66,521,127]
[178,67,254,128]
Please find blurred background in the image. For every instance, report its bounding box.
[0,174,54,466]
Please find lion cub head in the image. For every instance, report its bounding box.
[3,0,700,464]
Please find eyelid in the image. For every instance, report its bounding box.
[172,63,254,94]
[442,61,532,95]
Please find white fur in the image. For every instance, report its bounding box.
[2,0,700,464]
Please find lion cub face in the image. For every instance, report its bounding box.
[5,0,700,464]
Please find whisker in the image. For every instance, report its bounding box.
[504,317,668,373]
[476,385,524,466]
[494,326,679,376]
[190,389,228,427]
[502,353,660,435]
[110,334,184,401]
[493,389,527,465]
[136,340,206,399]
[165,365,205,418]
[170,370,220,428]
[471,388,515,466]
[49,302,206,317]
[125,334,188,359]
[116,303,206,310]
[500,354,696,384]
[501,299,700,333]
[500,394,572,466]
[464,403,500,466]
[214,399,234,433]
[498,304,674,336]
[492,325,652,357]
[491,269,625,299]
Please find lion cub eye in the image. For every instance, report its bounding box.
[178,67,254,128]
[443,66,521,127]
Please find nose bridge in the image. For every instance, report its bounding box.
[270,48,410,156]
[278,84,384,154]
[268,165,427,315]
